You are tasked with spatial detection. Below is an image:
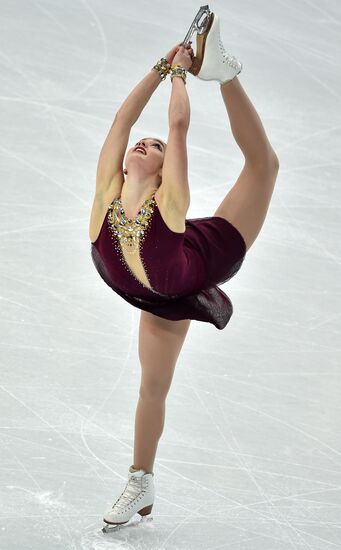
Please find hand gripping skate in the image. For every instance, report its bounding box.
[102,467,154,533]
[182,5,243,84]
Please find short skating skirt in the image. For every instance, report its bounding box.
[91,215,247,330]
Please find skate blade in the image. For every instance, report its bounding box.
[181,5,215,76]
[182,4,212,44]
[102,515,153,533]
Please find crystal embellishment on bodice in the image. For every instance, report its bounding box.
[106,192,161,293]
[108,194,156,255]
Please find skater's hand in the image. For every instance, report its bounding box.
[165,42,194,67]
[171,44,194,70]
[165,43,182,65]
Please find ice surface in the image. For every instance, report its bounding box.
[1,0,340,548]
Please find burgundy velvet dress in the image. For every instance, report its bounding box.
[90,192,247,329]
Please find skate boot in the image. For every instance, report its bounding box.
[183,5,242,85]
[102,465,154,533]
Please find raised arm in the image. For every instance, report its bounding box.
[160,45,193,216]
[95,45,183,197]
[95,69,163,196]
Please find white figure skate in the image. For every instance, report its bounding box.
[102,465,155,533]
[182,5,243,85]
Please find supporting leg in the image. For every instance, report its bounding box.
[132,396,165,473]
[132,312,191,473]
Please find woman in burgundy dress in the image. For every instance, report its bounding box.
[89,11,279,531]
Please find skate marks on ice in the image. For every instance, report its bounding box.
[79,515,155,548]
[102,513,154,533]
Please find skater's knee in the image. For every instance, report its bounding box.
[139,380,170,402]
[139,386,169,404]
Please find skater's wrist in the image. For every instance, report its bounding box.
[152,57,171,81]
[151,58,188,85]
[170,64,187,85]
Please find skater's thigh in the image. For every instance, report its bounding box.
[213,159,279,252]
[138,311,191,399]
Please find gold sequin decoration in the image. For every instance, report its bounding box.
[108,194,155,254]
[107,193,159,293]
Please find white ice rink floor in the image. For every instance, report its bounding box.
[1,1,340,548]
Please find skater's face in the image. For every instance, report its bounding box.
[134,137,166,154]
[125,137,167,184]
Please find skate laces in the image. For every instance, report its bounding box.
[112,476,145,512]
[218,36,240,70]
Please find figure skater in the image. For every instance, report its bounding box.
[89,9,279,532]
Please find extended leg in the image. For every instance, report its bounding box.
[132,311,191,473]
[214,77,279,252]
[221,76,276,163]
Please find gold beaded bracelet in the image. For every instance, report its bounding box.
[170,64,187,85]
[152,57,171,81]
